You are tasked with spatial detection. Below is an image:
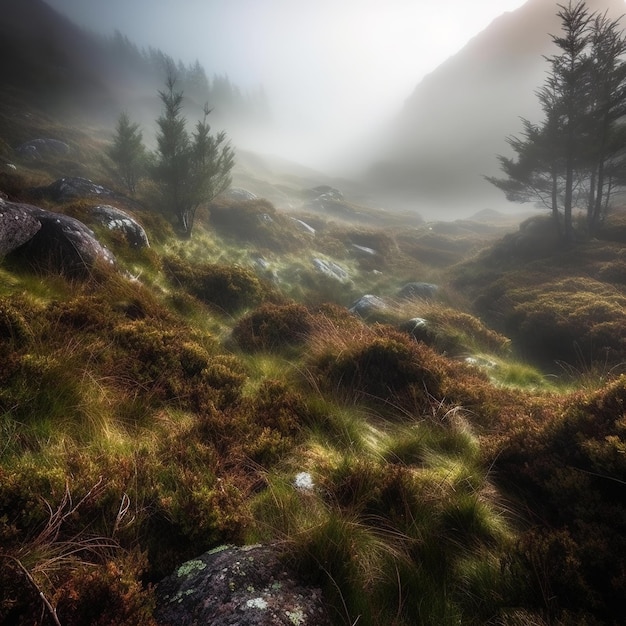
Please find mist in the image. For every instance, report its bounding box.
[43,0,527,175]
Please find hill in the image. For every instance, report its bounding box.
[363,0,626,219]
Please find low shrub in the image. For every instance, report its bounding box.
[232,301,313,353]
[308,325,450,414]
[208,198,309,252]
[163,255,270,314]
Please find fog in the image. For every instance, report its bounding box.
[44,0,526,174]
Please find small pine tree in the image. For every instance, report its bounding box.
[152,73,234,236]
[106,111,146,194]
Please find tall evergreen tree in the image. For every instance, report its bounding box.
[487,1,626,241]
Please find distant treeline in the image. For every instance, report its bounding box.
[100,30,271,125]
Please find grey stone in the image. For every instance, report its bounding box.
[16,138,70,161]
[290,217,315,236]
[2,200,116,276]
[398,282,439,300]
[349,294,387,317]
[222,187,258,201]
[34,177,118,202]
[312,258,349,282]
[351,243,377,256]
[154,544,331,626]
[89,205,149,248]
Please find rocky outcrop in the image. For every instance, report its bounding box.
[0,199,115,275]
[154,544,332,626]
[89,204,149,248]
[16,138,70,161]
[31,177,119,202]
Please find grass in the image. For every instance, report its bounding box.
[2,109,626,625]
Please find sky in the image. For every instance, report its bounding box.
[44,0,528,170]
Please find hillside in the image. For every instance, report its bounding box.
[1,3,626,626]
[364,0,626,218]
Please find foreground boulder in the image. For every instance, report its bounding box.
[154,544,331,626]
[0,199,115,275]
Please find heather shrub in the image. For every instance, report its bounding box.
[163,255,269,314]
[309,325,449,414]
[232,301,313,352]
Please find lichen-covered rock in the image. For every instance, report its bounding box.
[89,204,149,248]
[0,200,42,256]
[2,200,116,276]
[154,544,332,626]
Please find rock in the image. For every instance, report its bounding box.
[304,185,343,201]
[400,317,431,343]
[290,217,315,236]
[2,200,116,276]
[312,258,349,282]
[16,138,70,161]
[0,201,42,256]
[349,294,387,317]
[398,282,439,300]
[222,187,258,201]
[33,177,118,202]
[464,356,498,369]
[351,243,377,256]
[154,544,332,626]
[89,205,149,248]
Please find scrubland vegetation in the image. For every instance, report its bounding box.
[1,113,625,625]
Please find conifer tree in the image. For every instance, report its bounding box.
[106,111,146,194]
[487,1,626,241]
[152,73,234,236]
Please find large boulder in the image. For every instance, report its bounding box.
[89,204,149,249]
[1,199,116,275]
[0,201,42,256]
[154,544,331,626]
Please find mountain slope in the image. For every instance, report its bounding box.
[364,0,626,219]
